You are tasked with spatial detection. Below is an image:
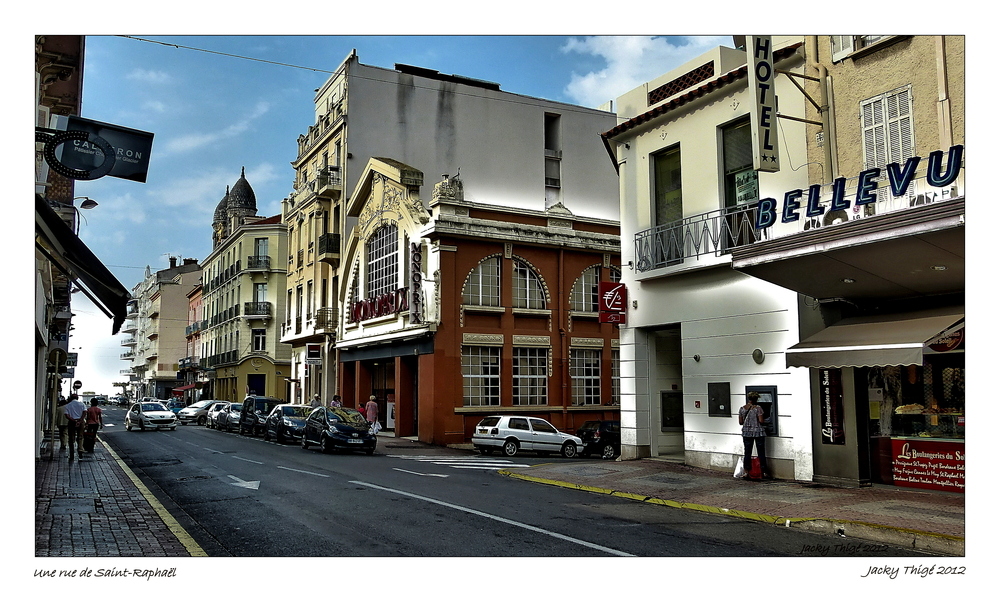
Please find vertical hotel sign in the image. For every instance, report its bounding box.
[746,36,779,172]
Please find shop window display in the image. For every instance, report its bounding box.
[868,355,964,441]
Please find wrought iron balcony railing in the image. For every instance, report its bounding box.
[634,203,761,272]
[314,307,338,332]
[247,255,271,270]
[244,301,273,317]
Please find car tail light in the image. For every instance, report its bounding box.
[594,430,601,439]
[491,428,498,435]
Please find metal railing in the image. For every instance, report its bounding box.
[314,307,338,332]
[244,301,272,317]
[247,255,271,270]
[317,233,340,256]
[634,203,761,272]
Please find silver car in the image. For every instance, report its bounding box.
[125,402,178,431]
[472,415,583,458]
[177,399,221,426]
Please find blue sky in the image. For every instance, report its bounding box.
[64,34,732,397]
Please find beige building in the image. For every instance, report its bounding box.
[125,257,202,400]
[203,168,292,402]
[732,36,965,491]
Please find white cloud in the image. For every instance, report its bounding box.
[561,36,731,108]
[126,68,171,84]
[162,101,272,155]
[146,162,282,220]
[142,100,167,113]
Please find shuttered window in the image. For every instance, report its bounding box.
[861,86,915,204]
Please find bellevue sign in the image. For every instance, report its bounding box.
[755,145,964,230]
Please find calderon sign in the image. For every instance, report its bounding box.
[46,115,154,183]
[756,145,964,230]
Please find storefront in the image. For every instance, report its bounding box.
[788,307,964,492]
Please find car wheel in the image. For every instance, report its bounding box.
[263,429,271,441]
[170,426,176,431]
[301,434,310,449]
[321,436,335,454]
[125,420,132,432]
[238,425,246,435]
[601,444,617,460]
[198,416,207,426]
[476,446,493,456]
[561,442,578,459]
[276,430,284,444]
[139,419,146,432]
[502,439,519,457]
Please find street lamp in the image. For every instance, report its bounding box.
[75,197,99,209]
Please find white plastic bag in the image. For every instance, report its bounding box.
[733,456,746,479]
[370,420,382,435]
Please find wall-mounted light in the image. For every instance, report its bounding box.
[75,196,99,209]
[693,354,701,362]
[931,265,948,271]
[752,349,765,364]
[842,278,855,284]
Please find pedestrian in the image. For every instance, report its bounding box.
[56,395,69,449]
[309,394,321,408]
[738,392,772,480]
[83,398,103,453]
[364,395,380,434]
[63,394,87,458]
[330,395,342,408]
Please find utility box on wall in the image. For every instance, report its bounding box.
[708,382,731,417]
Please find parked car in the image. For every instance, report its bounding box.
[165,398,186,414]
[239,396,283,436]
[576,420,621,460]
[472,415,582,458]
[177,399,221,426]
[301,407,377,454]
[217,402,243,432]
[125,402,178,431]
[205,401,230,428]
[263,404,311,443]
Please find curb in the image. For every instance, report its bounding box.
[497,470,964,557]
[100,436,208,557]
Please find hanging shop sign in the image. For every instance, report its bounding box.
[305,344,322,365]
[746,35,779,172]
[39,115,154,182]
[819,368,845,445]
[599,281,627,324]
[348,287,410,324]
[891,439,964,493]
[756,145,964,230]
[409,242,424,324]
[926,328,964,353]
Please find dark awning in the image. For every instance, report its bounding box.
[786,307,964,368]
[35,194,130,334]
[172,384,198,393]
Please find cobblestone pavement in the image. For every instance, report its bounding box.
[35,438,200,557]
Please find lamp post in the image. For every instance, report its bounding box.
[75,196,99,209]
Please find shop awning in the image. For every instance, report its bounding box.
[172,384,198,393]
[786,307,964,368]
[35,194,130,334]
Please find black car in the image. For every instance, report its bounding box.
[239,395,283,436]
[301,407,377,455]
[576,420,621,460]
[263,404,311,443]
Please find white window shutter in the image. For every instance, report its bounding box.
[831,36,855,62]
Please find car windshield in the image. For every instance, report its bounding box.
[230,404,242,412]
[478,416,501,428]
[141,403,166,412]
[254,399,278,412]
[281,406,311,418]
[580,421,601,430]
[327,407,368,427]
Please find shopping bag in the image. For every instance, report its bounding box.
[370,420,382,435]
[733,457,746,478]
[749,457,763,480]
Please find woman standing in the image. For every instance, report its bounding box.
[364,395,378,423]
[738,392,772,480]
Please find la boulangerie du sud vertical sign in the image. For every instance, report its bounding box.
[599,282,627,324]
[820,368,846,445]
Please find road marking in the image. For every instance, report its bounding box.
[350,480,634,557]
[227,475,261,489]
[387,455,532,469]
[233,456,263,464]
[392,467,449,478]
[277,466,330,478]
[203,447,225,454]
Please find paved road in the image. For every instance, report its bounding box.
[99,407,933,557]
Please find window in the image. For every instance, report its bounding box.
[512,347,547,405]
[252,329,266,352]
[831,35,890,62]
[306,281,313,319]
[253,283,267,302]
[570,349,601,405]
[722,118,758,248]
[653,146,682,228]
[463,257,501,307]
[462,346,500,406]
[570,266,599,312]
[862,86,914,205]
[512,260,546,310]
[366,223,398,298]
[611,349,621,405]
[254,238,268,258]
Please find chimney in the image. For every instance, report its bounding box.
[169,257,177,268]
[183,258,198,266]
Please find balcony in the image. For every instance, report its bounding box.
[179,356,201,370]
[314,307,338,332]
[297,249,304,268]
[634,204,760,272]
[121,336,137,346]
[120,351,135,360]
[316,167,342,197]
[244,301,273,318]
[247,255,271,271]
[317,233,341,265]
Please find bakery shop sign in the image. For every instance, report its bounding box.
[892,439,964,493]
[756,145,963,230]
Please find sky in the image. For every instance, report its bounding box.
[61,33,734,398]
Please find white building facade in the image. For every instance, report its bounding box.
[605,38,816,479]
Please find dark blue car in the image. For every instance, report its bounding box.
[263,404,311,443]
[301,407,377,455]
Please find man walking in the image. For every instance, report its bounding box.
[63,394,86,459]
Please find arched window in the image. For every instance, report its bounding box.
[570,265,622,312]
[512,260,546,309]
[365,223,398,297]
[462,256,501,307]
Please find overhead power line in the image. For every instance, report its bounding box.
[117,36,336,74]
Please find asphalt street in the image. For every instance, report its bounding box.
[98,407,933,557]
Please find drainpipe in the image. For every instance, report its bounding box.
[808,36,835,185]
[935,36,954,149]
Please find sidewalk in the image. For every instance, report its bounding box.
[35,437,203,557]
[496,455,965,556]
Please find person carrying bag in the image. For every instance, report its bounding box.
[738,392,772,480]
